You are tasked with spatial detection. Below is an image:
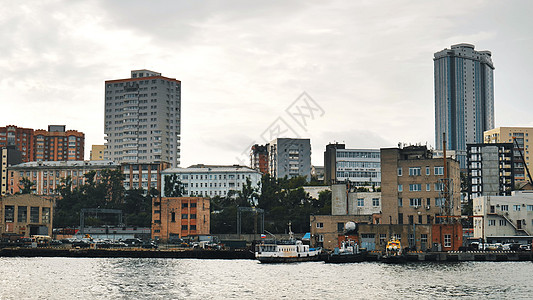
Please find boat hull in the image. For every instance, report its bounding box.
[381,255,407,263]
[257,254,321,263]
[325,253,366,263]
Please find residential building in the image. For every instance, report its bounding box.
[122,161,170,194]
[0,194,54,237]
[34,125,85,162]
[0,125,34,162]
[434,44,495,168]
[467,143,514,202]
[268,138,311,180]
[311,165,324,182]
[484,127,533,182]
[324,143,381,186]
[152,197,210,241]
[161,165,262,198]
[90,145,105,160]
[250,144,269,174]
[0,125,84,162]
[381,145,461,225]
[104,70,181,167]
[473,191,533,244]
[1,146,22,196]
[7,160,119,195]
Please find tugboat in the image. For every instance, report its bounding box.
[325,239,367,263]
[255,223,321,263]
[381,239,406,263]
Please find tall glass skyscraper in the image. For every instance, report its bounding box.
[434,44,495,167]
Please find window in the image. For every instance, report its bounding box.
[190,214,196,219]
[409,167,421,176]
[426,167,430,175]
[181,225,188,230]
[398,213,403,224]
[513,205,521,211]
[398,198,403,207]
[527,205,533,211]
[409,184,422,191]
[379,234,387,245]
[499,219,506,226]
[372,198,380,207]
[17,206,27,223]
[171,212,176,222]
[337,223,344,232]
[435,198,445,207]
[316,222,324,228]
[488,219,496,226]
[421,234,428,245]
[397,167,402,176]
[190,225,197,230]
[434,183,443,191]
[434,167,444,175]
[30,207,39,223]
[501,205,509,211]
[426,184,431,191]
[357,198,364,207]
[182,214,188,219]
[409,198,422,207]
[408,215,414,225]
[426,198,431,207]
[182,203,188,208]
[398,184,403,192]
[444,234,451,247]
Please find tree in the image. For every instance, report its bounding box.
[19,177,34,194]
[164,174,185,197]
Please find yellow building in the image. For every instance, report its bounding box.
[0,194,54,237]
[90,145,105,161]
[484,127,533,182]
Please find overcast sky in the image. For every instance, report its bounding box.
[1,0,532,167]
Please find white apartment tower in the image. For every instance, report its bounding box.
[104,70,181,167]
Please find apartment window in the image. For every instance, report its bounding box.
[501,205,509,211]
[398,184,403,192]
[409,198,422,207]
[435,198,445,207]
[444,234,451,247]
[4,206,14,222]
[316,222,324,228]
[182,203,188,208]
[488,220,496,226]
[409,184,421,191]
[408,215,414,225]
[426,167,430,175]
[513,205,521,211]
[499,219,506,226]
[421,234,428,245]
[357,198,364,207]
[379,234,387,245]
[398,213,403,224]
[527,205,533,211]
[397,168,402,176]
[398,198,403,207]
[171,212,176,222]
[190,225,197,231]
[181,225,188,230]
[182,214,188,219]
[418,215,422,224]
[426,198,431,207]
[434,167,444,175]
[337,222,344,232]
[426,184,431,191]
[372,198,380,207]
[190,214,196,219]
[409,167,421,176]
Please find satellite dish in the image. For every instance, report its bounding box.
[344,221,356,232]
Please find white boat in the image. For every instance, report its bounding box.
[255,224,321,263]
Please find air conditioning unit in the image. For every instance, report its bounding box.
[426,206,430,210]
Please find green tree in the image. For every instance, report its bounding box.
[164,174,185,197]
[19,177,35,194]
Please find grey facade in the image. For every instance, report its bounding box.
[434,44,495,168]
[268,138,311,180]
[467,143,514,201]
[324,143,381,186]
[104,70,181,167]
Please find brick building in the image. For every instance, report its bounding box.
[122,161,170,194]
[250,144,269,174]
[0,125,84,162]
[152,197,210,241]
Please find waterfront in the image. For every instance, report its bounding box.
[1,258,532,299]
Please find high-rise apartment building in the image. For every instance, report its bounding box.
[268,138,311,180]
[250,144,269,174]
[34,125,84,161]
[484,127,533,182]
[434,44,495,167]
[104,70,181,167]
[0,125,84,162]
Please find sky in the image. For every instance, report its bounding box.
[1,0,533,167]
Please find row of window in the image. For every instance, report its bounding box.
[398,197,446,207]
[4,206,51,224]
[356,198,380,207]
[398,183,444,192]
[398,167,444,176]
